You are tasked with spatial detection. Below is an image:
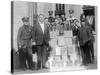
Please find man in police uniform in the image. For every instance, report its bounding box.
[48,11,55,24]
[67,9,76,30]
[17,17,34,70]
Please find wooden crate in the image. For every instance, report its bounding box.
[64,37,73,46]
[64,30,73,38]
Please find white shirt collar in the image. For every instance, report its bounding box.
[39,22,44,33]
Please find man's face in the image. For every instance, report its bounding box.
[44,19,48,24]
[49,14,52,17]
[61,15,64,18]
[38,15,44,23]
[56,15,59,18]
[70,14,73,18]
[23,21,29,26]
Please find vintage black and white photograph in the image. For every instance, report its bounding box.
[11,1,97,74]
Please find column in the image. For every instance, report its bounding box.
[28,2,37,26]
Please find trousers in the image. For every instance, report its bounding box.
[36,40,49,68]
[80,41,91,64]
[19,46,33,69]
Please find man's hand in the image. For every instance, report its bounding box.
[32,42,36,45]
[83,39,90,44]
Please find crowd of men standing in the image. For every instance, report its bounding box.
[17,10,95,71]
[17,14,50,70]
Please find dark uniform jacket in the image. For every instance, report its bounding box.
[17,25,33,48]
[32,22,50,45]
[48,17,55,23]
[78,25,93,46]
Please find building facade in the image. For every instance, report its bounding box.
[13,1,83,50]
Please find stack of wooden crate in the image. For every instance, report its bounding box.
[48,30,79,69]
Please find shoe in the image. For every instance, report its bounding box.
[84,63,88,66]
[91,61,95,64]
[29,67,35,70]
[42,66,48,69]
[36,65,41,70]
[80,63,88,66]
[22,67,27,71]
[80,63,84,66]
[36,67,41,70]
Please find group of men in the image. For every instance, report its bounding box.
[47,11,95,66]
[17,11,95,71]
[47,10,80,36]
[17,14,50,70]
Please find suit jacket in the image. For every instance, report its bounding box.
[32,22,50,45]
[77,25,92,46]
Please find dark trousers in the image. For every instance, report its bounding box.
[19,47,33,69]
[36,41,48,68]
[80,42,91,64]
[88,42,94,62]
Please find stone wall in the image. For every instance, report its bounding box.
[13,1,29,51]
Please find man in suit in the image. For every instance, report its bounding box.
[78,16,92,66]
[86,16,95,63]
[17,17,34,70]
[32,14,50,69]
